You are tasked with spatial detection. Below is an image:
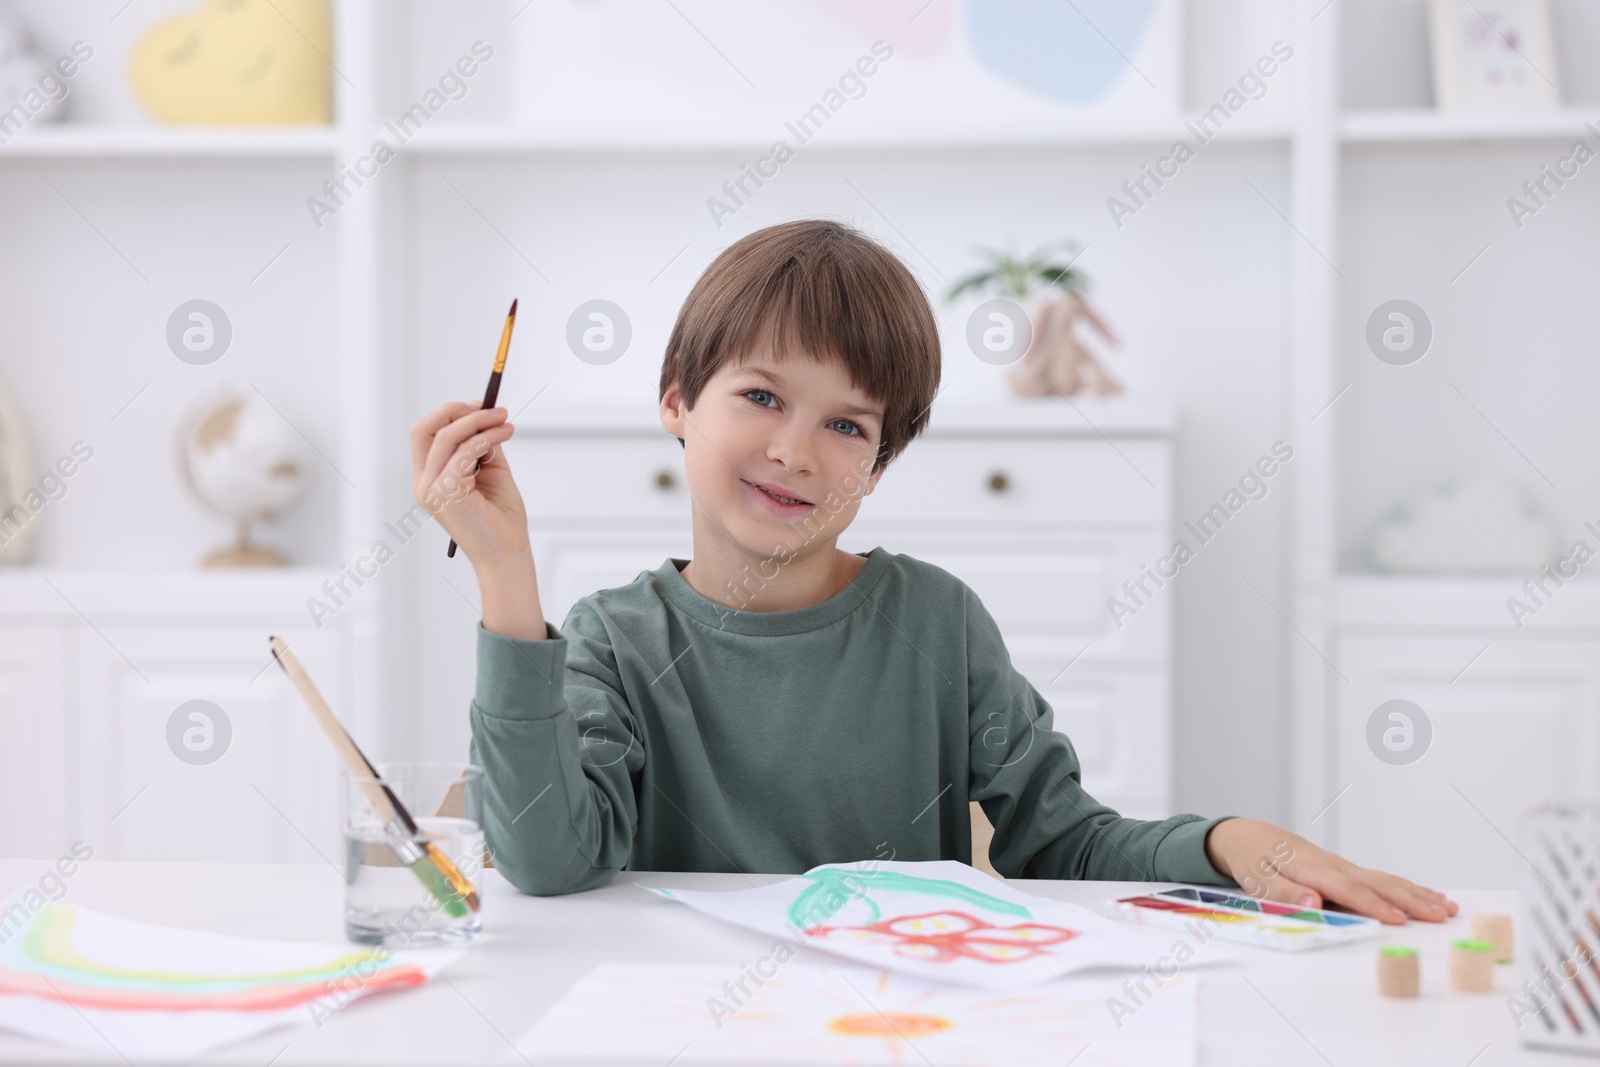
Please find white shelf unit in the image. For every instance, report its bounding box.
[1288,0,1600,888]
[0,0,1593,881]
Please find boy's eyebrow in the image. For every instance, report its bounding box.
[735,366,885,421]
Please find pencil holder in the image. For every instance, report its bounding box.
[1517,804,1600,1057]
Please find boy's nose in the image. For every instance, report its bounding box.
[765,425,817,476]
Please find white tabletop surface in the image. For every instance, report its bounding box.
[0,860,1545,1066]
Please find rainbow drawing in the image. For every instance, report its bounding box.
[0,892,460,1060]
[0,901,424,1012]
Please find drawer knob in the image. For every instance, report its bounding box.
[654,469,677,491]
[987,471,1010,493]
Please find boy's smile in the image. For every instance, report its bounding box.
[659,341,888,611]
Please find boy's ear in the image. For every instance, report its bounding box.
[659,382,687,441]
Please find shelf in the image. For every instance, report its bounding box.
[0,125,341,158]
[399,114,1293,155]
[1334,574,1600,629]
[0,567,340,618]
[0,113,1298,159]
[1340,107,1600,144]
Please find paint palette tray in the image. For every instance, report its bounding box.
[1102,887,1381,951]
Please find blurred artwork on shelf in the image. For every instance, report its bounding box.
[1369,472,1554,575]
[129,0,332,125]
[511,0,1181,136]
[178,387,311,568]
[1428,0,1561,112]
[0,7,71,127]
[947,239,1122,399]
[0,374,38,565]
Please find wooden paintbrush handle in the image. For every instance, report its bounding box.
[268,636,400,827]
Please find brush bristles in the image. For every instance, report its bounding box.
[409,855,472,919]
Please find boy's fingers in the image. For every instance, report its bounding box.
[410,401,483,480]
[1366,871,1455,921]
[1305,869,1408,925]
[421,407,508,489]
[435,427,514,506]
[1254,871,1322,911]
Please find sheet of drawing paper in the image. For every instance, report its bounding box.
[514,962,1197,1066]
[0,890,461,1061]
[648,860,1228,989]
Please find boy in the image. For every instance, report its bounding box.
[410,219,1457,924]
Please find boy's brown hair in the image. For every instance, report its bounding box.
[659,218,941,473]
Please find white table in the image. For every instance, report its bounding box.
[0,861,1544,1065]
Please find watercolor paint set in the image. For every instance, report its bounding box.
[1102,887,1381,951]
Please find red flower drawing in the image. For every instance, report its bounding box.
[806,910,1079,964]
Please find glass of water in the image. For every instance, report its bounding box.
[342,761,485,947]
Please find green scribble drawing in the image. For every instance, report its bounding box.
[786,869,1032,929]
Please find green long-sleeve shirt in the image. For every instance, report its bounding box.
[468,547,1236,895]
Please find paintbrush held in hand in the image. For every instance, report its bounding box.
[267,636,479,917]
[447,298,518,559]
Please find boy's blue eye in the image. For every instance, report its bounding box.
[744,389,865,439]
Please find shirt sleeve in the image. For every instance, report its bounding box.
[962,584,1238,885]
[467,598,645,896]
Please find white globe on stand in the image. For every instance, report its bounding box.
[179,389,311,567]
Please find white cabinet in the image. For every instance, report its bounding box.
[0,573,350,863]
[0,628,71,856]
[498,399,1176,816]
[77,627,345,865]
[1321,581,1600,890]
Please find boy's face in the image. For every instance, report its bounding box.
[659,343,886,564]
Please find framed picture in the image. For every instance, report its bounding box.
[511,0,1184,141]
[1428,0,1561,111]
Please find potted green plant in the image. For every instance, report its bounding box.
[946,239,1122,398]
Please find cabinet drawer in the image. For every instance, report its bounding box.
[506,435,1170,525]
[506,437,690,521]
[868,438,1170,524]
[841,529,1171,661]
[531,527,693,629]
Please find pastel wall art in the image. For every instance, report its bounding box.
[511,0,1181,138]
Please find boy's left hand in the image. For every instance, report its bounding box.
[1203,818,1459,924]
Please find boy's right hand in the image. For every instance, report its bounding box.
[410,401,527,568]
